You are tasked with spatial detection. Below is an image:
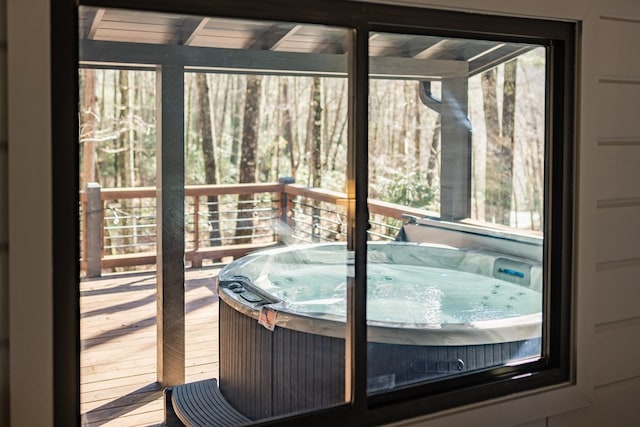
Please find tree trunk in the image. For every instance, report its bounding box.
[128,72,137,188]
[482,67,504,224]
[413,88,422,171]
[502,60,517,147]
[426,115,440,188]
[116,70,129,189]
[217,76,231,154]
[281,78,297,176]
[81,69,97,187]
[117,71,130,255]
[323,81,345,170]
[330,114,347,172]
[235,75,262,243]
[309,77,323,189]
[500,59,517,225]
[483,61,517,226]
[259,76,273,182]
[217,75,230,172]
[196,73,222,246]
[230,75,243,169]
[399,81,411,165]
[308,77,323,241]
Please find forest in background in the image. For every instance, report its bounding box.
[79,47,545,233]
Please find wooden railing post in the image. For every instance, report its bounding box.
[278,177,295,243]
[193,195,200,253]
[85,182,103,278]
[191,195,202,268]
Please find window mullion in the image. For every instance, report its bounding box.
[345,23,369,415]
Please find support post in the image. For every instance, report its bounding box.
[85,182,102,278]
[191,195,202,268]
[193,195,200,253]
[440,77,471,221]
[278,177,295,243]
[156,64,185,386]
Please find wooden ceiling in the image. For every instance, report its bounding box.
[79,6,535,78]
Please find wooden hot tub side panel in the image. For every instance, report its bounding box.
[219,299,345,419]
[366,338,541,388]
[272,326,345,414]
[219,298,541,419]
[219,301,273,420]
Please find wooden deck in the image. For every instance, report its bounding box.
[81,266,223,426]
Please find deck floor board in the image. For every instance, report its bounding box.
[81,266,221,426]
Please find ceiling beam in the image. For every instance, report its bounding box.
[318,35,347,54]
[248,23,300,50]
[468,45,534,76]
[82,7,105,40]
[169,17,210,46]
[376,37,441,58]
[79,39,468,79]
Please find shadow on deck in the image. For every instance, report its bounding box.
[80,266,223,426]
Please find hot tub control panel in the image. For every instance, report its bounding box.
[226,282,265,304]
[218,276,280,306]
[493,257,533,287]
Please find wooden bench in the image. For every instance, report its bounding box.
[164,378,251,427]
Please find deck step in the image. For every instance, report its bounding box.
[165,379,251,427]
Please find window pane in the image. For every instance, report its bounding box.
[79,6,351,424]
[196,71,347,419]
[209,23,352,420]
[367,31,544,393]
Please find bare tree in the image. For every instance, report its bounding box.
[196,73,222,245]
[308,77,323,188]
[229,75,244,169]
[280,77,297,176]
[413,89,422,171]
[501,59,517,224]
[235,75,262,243]
[116,70,129,188]
[80,69,97,187]
[482,60,517,225]
[307,77,323,241]
[426,115,440,188]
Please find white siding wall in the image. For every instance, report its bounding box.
[548,1,640,426]
[3,0,640,426]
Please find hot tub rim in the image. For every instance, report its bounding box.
[217,241,542,346]
[217,288,542,346]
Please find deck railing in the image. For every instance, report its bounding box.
[80,179,437,277]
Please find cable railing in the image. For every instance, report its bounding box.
[185,195,279,251]
[79,179,438,277]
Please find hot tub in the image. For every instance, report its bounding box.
[216,241,542,419]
